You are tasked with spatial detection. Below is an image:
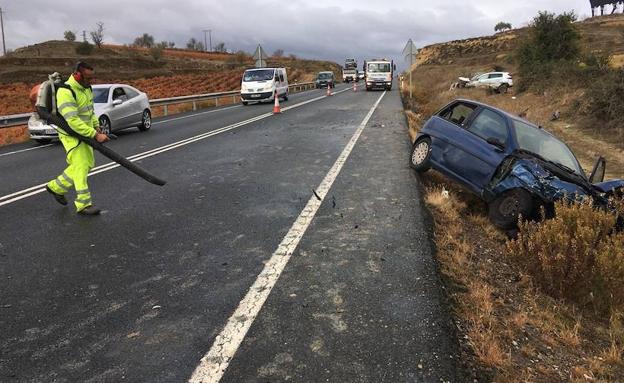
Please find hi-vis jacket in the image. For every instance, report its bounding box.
[56,75,98,138]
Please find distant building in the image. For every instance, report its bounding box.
[590,1,624,16]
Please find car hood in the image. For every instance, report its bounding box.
[594,179,624,193]
[487,151,608,204]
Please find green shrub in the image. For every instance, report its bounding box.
[516,11,580,92]
[585,68,624,129]
[508,200,624,314]
[75,41,94,55]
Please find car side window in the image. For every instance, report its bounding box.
[279,71,284,82]
[112,87,127,101]
[468,109,509,143]
[488,73,502,79]
[123,87,139,99]
[439,102,477,126]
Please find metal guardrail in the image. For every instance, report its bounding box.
[0,82,316,128]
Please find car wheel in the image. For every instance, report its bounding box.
[242,101,248,106]
[99,116,111,135]
[138,109,151,132]
[488,189,534,230]
[409,137,432,172]
[498,84,509,94]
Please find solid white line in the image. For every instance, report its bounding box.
[187,91,386,383]
[0,143,54,157]
[0,87,353,207]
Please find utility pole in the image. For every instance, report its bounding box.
[0,7,6,56]
[209,29,212,52]
[202,29,209,52]
[82,30,87,42]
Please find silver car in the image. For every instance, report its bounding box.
[28,83,152,143]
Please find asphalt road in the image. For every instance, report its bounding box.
[0,83,465,382]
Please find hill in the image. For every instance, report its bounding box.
[0,41,341,114]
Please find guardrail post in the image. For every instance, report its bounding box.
[215,97,219,107]
[232,95,236,103]
[192,101,197,111]
[164,105,168,116]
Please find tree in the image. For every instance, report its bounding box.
[90,22,104,48]
[186,38,205,51]
[494,22,512,32]
[516,11,580,90]
[168,41,175,48]
[214,42,226,52]
[289,53,297,60]
[133,33,155,48]
[64,30,76,42]
[273,49,284,57]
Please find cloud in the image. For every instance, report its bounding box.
[2,0,591,67]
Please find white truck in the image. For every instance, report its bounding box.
[364,59,395,91]
[343,58,359,83]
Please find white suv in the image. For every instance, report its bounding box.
[459,72,513,93]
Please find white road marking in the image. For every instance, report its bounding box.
[0,143,54,157]
[187,91,386,383]
[0,87,352,207]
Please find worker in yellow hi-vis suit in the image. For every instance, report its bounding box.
[46,62,109,215]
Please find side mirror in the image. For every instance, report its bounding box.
[112,99,123,106]
[589,156,606,184]
[486,137,506,150]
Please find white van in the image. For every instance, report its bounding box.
[240,67,288,105]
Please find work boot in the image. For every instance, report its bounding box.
[46,186,67,206]
[77,206,101,216]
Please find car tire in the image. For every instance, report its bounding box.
[498,84,509,94]
[242,101,248,106]
[409,137,432,172]
[99,116,111,135]
[36,139,52,145]
[488,189,534,230]
[282,93,288,101]
[138,109,151,132]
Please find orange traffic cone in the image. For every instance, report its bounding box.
[326,83,333,96]
[273,91,281,114]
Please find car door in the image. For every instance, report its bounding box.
[122,86,143,125]
[488,73,503,88]
[277,69,286,96]
[110,87,133,130]
[457,107,511,190]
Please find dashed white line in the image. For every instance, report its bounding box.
[187,91,386,383]
[0,143,54,157]
[0,87,352,207]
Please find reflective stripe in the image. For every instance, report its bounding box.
[75,198,92,205]
[79,115,92,122]
[76,189,90,195]
[78,105,94,113]
[63,110,79,118]
[55,179,70,192]
[58,102,77,111]
[61,172,74,185]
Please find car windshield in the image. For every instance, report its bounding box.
[243,69,275,82]
[513,119,584,176]
[318,73,332,79]
[367,63,391,73]
[93,88,109,104]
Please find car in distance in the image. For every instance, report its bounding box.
[315,71,335,88]
[410,99,624,230]
[240,68,289,105]
[458,72,513,93]
[28,83,152,142]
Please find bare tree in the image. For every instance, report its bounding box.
[186,38,205,51]
[272,49,284,57]
[64,30,76,42]
[90,22,104,48]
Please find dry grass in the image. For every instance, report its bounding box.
[405,108,624,381]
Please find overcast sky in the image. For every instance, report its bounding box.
[3,0,594,67]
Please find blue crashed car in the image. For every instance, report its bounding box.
[410,99,624,229]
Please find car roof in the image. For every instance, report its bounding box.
[453,98,540,128]
[245,67,283,71]
[93,84,134,89]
